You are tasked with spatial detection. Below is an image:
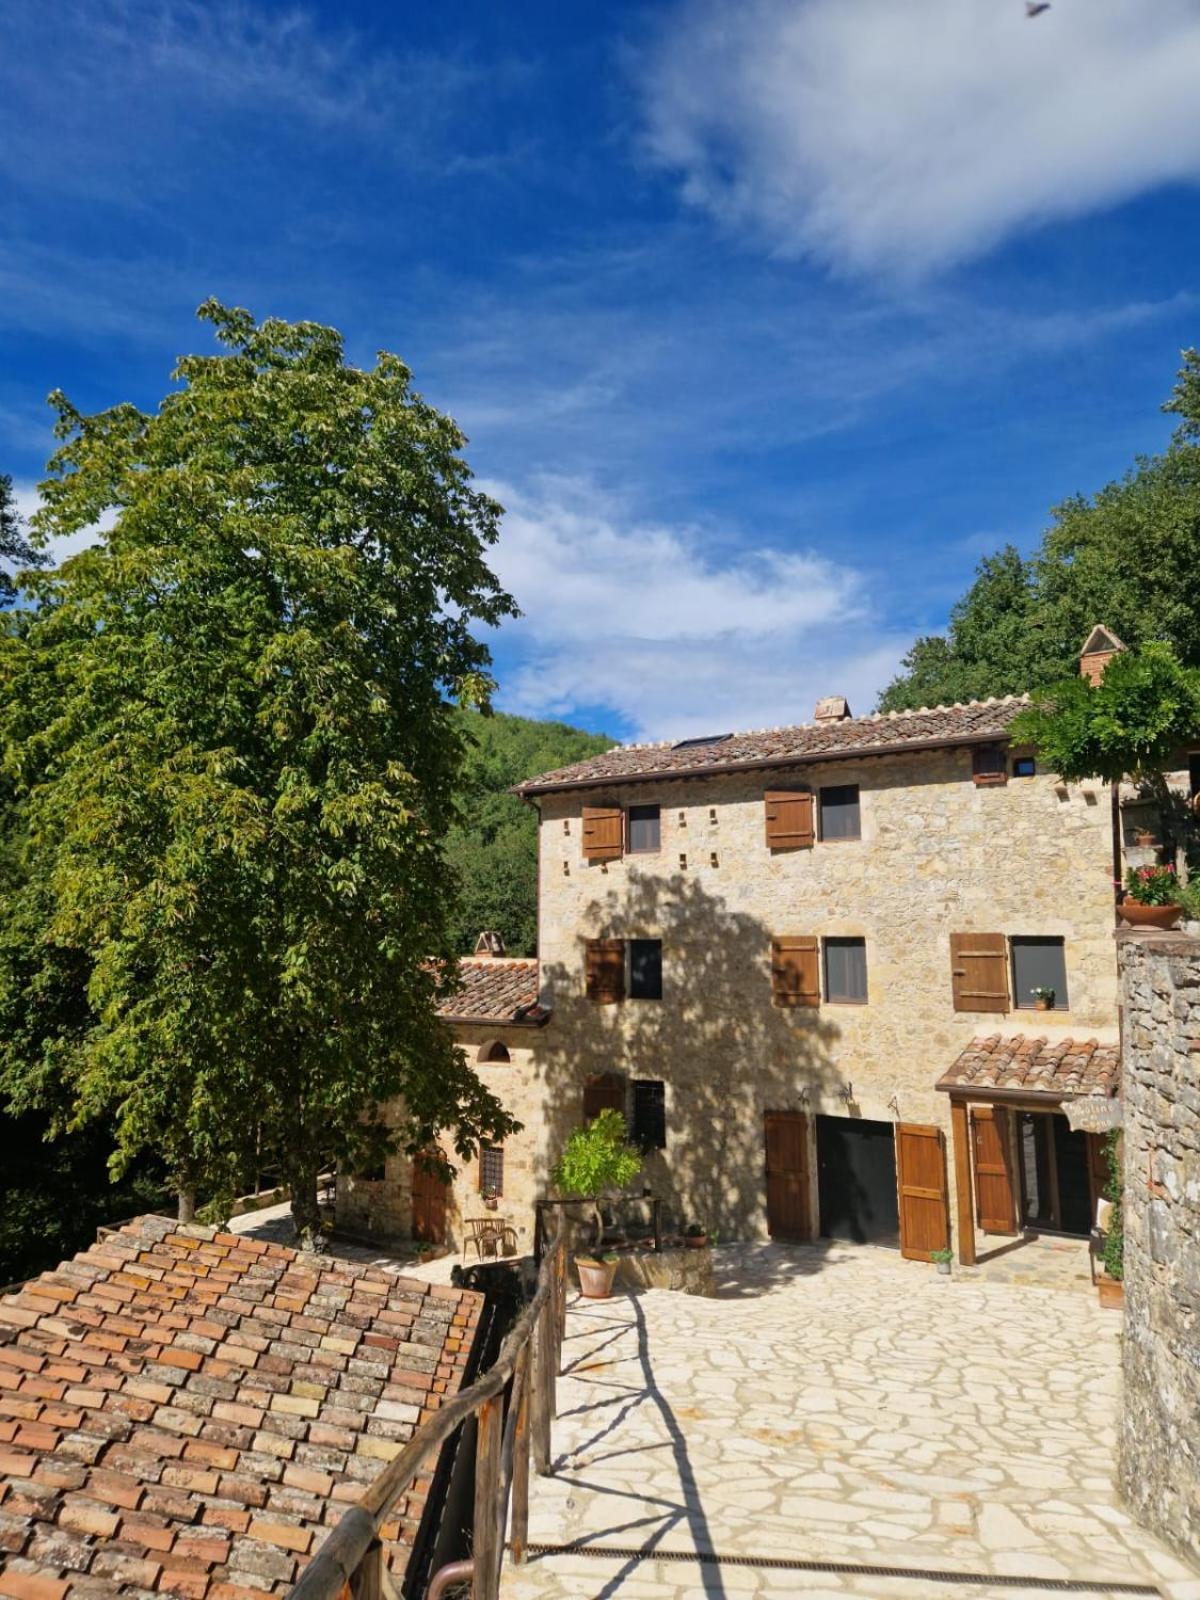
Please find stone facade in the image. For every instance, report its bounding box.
[1117,928,1200,1566]
[534,745,1119,1243]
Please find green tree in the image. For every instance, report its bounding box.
[0,474,48,607]
[0,302,519,1244]
[879,350,1200,712]
[551,1108,643,1249]
[446,709,610,955]
[1009,643,1200,878]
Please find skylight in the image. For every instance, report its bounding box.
[671,732,733,751]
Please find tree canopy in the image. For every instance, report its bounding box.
[0,474,47,608]
[0,302,519,1242]
[446,709,610,956]
[879,349,1200,711]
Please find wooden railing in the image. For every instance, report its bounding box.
[290,1217,569,1600]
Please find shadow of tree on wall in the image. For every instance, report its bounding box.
[535,869,849,1257]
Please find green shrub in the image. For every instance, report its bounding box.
[552,1109,642,1198]
[1103,1130,1124,1283]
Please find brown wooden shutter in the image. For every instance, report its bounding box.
[583,1072,626,1122]
[971,1106,1019,1234]
[585,938,625,1003]
[896,1123,950,1261]
[764,790,814,850]
[949,932,1009,1013]
[581,805,623,862]
[764,1111,811,1240]
[770,937,820,1007]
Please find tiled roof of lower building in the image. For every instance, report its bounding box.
[515,697,1029,794]
[936,1034,1120,1100]
[0,1217,482,1600]
[436,958,544,1025]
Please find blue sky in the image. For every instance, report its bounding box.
[3,0,1200,741]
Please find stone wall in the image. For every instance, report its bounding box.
[535,747,1119,1240]
[1117,928,1200,1566]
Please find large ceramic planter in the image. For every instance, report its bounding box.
[1098,1274,1124,1310]
[1120,901,1182,930]
[575,1257,617,1299]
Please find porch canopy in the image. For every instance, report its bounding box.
[936,1034,1120,1264]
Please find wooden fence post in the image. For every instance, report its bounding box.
[349,1540,382,1600]
[510,1343,532,1563]
[531,1297,552,1476]
[474,1394,504,1600]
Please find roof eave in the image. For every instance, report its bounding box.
[936,1080,1118,1103]
[516,728,1017,797]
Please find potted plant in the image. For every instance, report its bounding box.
[575,1252,620,1299]
[1134,827,1157,848]
[683,1222,708,1249]
[480,1186,499,1211]
[931,1247,953,1276]
[1030,986,1056,1012]
[1120,863,1182,930]
[1098,1131,1124,1310]
[551,1109,643,1298]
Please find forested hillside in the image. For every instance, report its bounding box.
[447,709,611,955]
[879,349,1200,711]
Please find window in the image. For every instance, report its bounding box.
[1011,937,1068,1011]
[672,733,731,750]
[631,1080,666,1150]
[629,938,663,1000]
[478,1040,511,1064]
[356,1159,386,1182]
[627,804,661,853]
[972,747,1007,786]
[823,937,868,1003]
[583,1073,626,1122]
[1012,756,1036,778]
[479,1145,504,1196]
[819,785,861,841]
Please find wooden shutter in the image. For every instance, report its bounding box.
[896,1123,949,1261]
[770,937,820,1007]
[582,805,623,862]
[585,938,625,1003]
[764,1111,810,1240]
[950,932,1009,1013]
[583,1072,625,1122]
[971,1106,1018,1234]
[764,790,814,850]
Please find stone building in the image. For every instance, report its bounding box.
[341,630,1195,1262]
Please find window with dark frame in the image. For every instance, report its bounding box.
[631,1080,666,1151]
[819,785,861,841]
[823,937,868,1003]
[627,804,661,853]
[1012,756,1036,778]
[1011,937,1069,1011]
[479,1144,504,1196]
[629,938,663,1000]
[972,746,1007,785]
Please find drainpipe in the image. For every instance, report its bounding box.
[426,1558,474,1599]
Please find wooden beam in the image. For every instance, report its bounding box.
[349,1541,382,1600]
[509,1345,531,1564]
[473,1394,504,1600]
[950,1097,976,1266]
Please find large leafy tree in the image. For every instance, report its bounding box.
[0,474,48,607]
[879,350,1200,711]
[0,302,518,1242]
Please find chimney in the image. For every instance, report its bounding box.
[814,696,852,723]
[474,931,506,959]
[1079,625,1125,686]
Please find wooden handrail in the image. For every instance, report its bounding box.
[290,1215,568,1600]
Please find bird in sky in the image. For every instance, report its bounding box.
[1026,2,1051,15]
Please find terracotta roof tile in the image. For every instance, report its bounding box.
[435,958,542,1025]
[936,1034,1120,1099]
[0,1220,482,1600]
[516,696,1029,794]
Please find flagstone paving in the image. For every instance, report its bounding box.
[502,1241,1200,1600]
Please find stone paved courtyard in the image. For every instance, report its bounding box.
[502,1241,1200,1600]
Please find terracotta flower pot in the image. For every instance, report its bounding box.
[575,1257,617,1299]
[1034,998,1052,1012]
[683,1234,708,1250]
[1097,1275,1124,1310]
[1120,901,1182,930]
[1134,830,1156,848]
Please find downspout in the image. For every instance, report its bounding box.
[1110,779,1123,917]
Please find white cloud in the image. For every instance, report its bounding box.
[8,483,110,565]
[639,0,1200,277]
[485,476,909,740]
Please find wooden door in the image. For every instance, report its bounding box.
[971,1106,1018,1235]
[411,1154,449,1245]
[765,1111,810,1240]
[895,1123,949,1261]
